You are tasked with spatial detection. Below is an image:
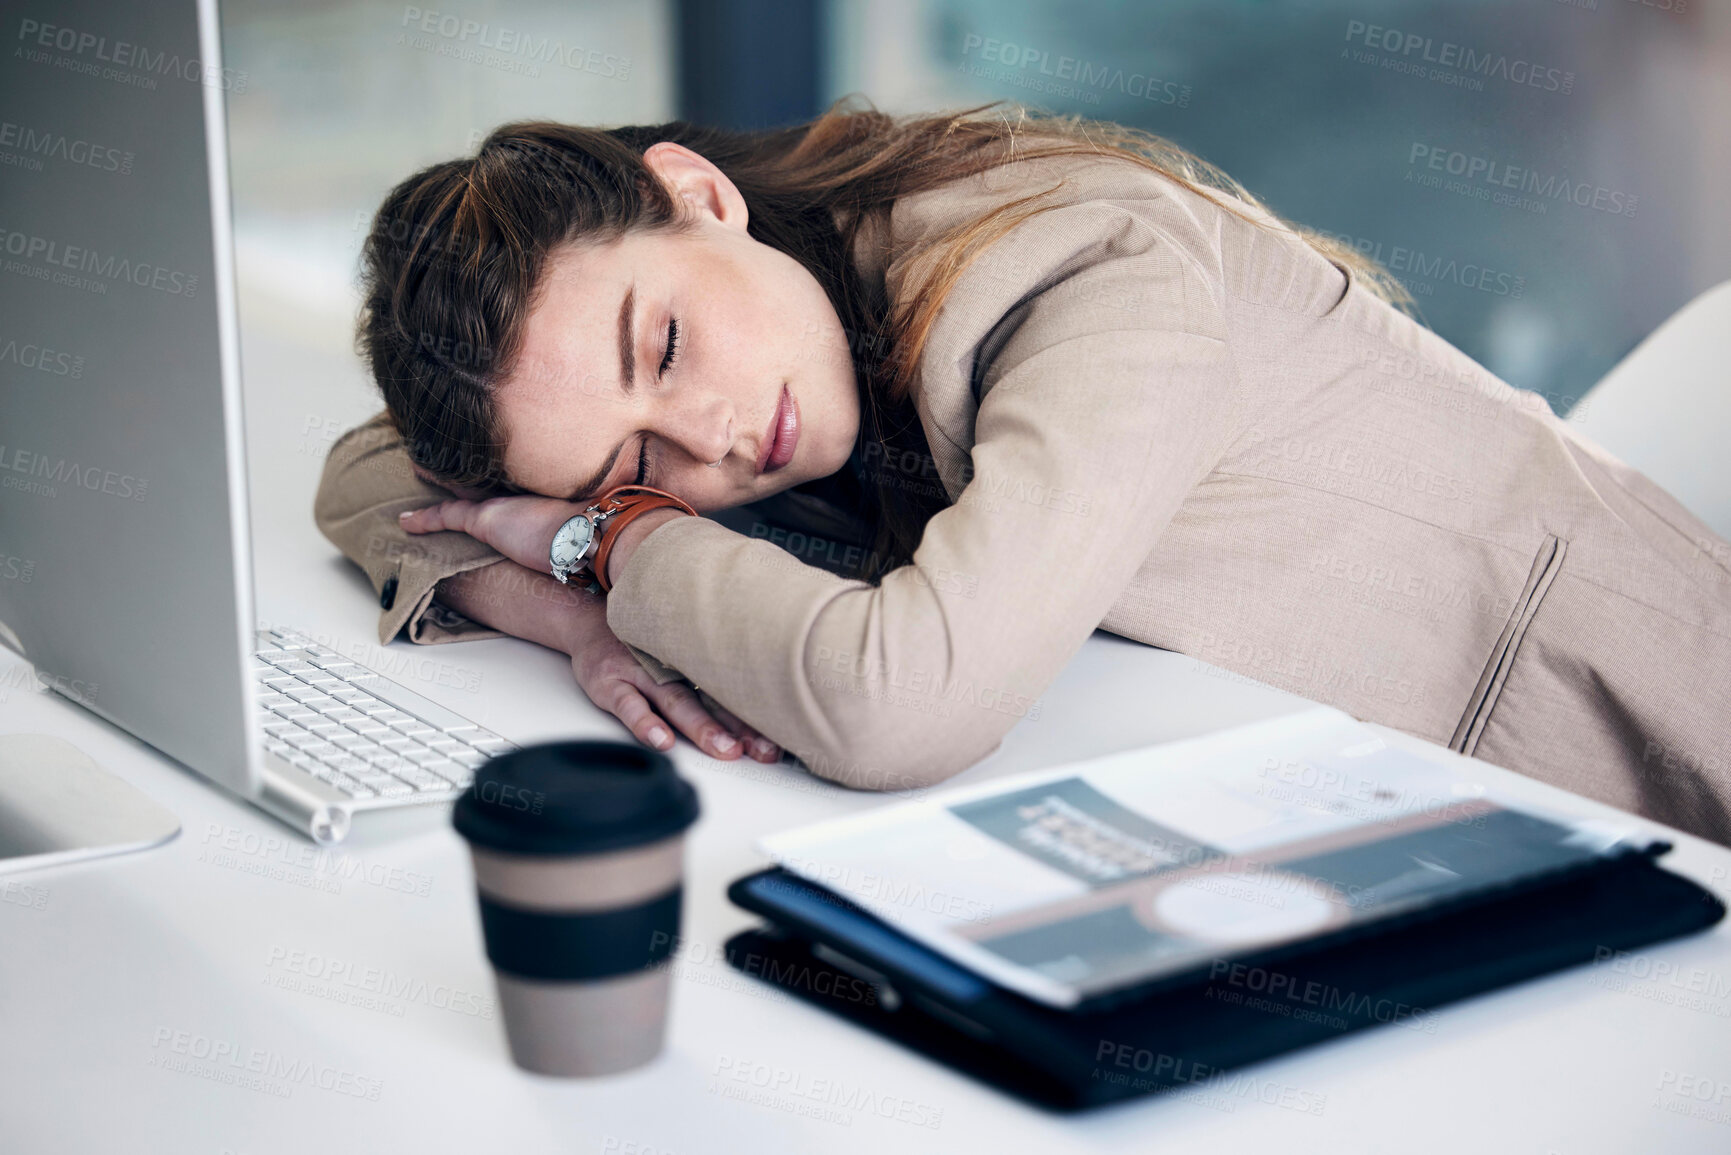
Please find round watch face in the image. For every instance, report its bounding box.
[551,517,594,567]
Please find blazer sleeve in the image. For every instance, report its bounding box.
[310,411,689,685]
[602,202,1243,789]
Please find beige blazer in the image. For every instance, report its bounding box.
[315,154,1731,845]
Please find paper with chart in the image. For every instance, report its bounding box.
[761,706,1639,1008]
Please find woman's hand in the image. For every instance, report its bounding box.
[400,494,578,577]
[562,610,782,763]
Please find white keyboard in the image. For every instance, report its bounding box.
[251,627,514,804]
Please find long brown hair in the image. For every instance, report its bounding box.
[358,97,1411,579]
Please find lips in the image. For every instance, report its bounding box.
[759,383,799,474]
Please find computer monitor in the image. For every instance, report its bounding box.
[0,0,263,801]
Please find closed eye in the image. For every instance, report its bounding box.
[658,316,681,376]
[634,435,653,485]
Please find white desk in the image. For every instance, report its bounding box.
[4,284,1731,1154]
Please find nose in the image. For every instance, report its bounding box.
[654,387,737,470]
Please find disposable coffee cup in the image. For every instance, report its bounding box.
[452,741,700,1077]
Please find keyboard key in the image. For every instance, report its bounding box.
[426,738,468,755]
[355,700,396,717]
[344,719,391,737]
[399,724,438,741]
[374,709,416,727]
[373,780,415,798]
[300,741,340,760]
[270,703,319,723]
[468,735,513,755]
[304,645,341,660]
[264,739,293,757]
[260,651,300,668]
[358,747,398,766]
[278,660,318,676]
[403,749,444,766]
[261,674,300,690]
[314,661,367,678]
[387,716,427,734]
[257,692,293,709]
[301,695,342,713]
[330,775,376,798]
[283,684,324,703]
[332,689,374,705]
[261,720,300,738]
[450,749,488,770]
[399,769,453,792]
[299,674,343,691]
[282,730,322,750]
[380,736,418,752]
[307,721,347,739]
[318,703,363,721]
[330,733,371,751]
[326,755,370,776]
[425,758,471,783]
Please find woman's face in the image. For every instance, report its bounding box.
[491,142,861,513]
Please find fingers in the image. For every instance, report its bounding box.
[696,688,782,762]
[605,683,677,753]
[398,500,476,536]
[642,680,750,760]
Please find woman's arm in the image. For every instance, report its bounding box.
[432,560,777,760]
[602,200,1243,790]
[313,412,677,681]
[313,412,774,758]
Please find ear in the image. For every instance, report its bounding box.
[642,141,749,232]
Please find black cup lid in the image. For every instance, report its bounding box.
[452,740,699,856]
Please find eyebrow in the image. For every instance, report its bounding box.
[564,283,637,501]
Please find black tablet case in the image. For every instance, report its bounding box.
[724,848,1724,1111]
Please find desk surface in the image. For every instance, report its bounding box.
[3,288,1730,1154]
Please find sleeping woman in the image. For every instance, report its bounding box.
[314,101,1731,846]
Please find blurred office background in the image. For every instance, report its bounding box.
[220,0,1730,466]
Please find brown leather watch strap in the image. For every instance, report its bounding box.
[589,484,697,593]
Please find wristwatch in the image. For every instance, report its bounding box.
[548,484,697,594]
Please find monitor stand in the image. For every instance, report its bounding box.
[0,733,181,876]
